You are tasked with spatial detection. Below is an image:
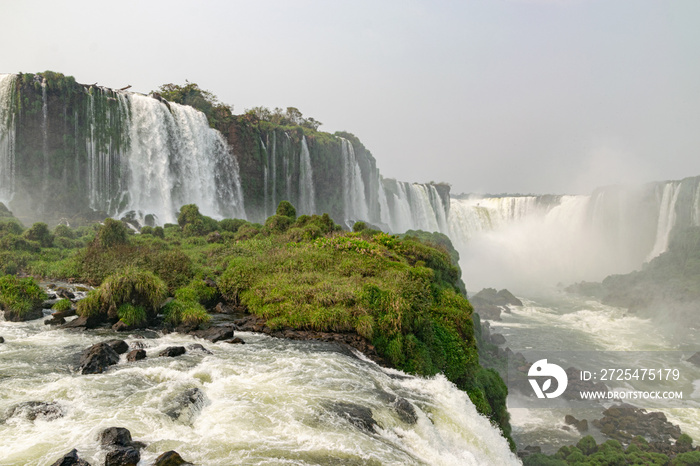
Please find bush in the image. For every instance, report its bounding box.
[219,218,247,233]
[97,218,129,248]
[22,223,53,248]
[353,221,367,232]
[276,200,296,220]
[265,214,292,233]
[53,224,76,239]
[0,275,47,319]
[178,204,218,237]
[52,298,72,312]
[0,219,24,237]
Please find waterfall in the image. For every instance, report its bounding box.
[692,182,700,227]
[0,74,16,205]
[121,94,244,224]
[646,181,682,261]
[41,79,49,189]
[298,136,316,215]
[341,137,369,222]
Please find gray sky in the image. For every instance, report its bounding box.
[3,0,699,195]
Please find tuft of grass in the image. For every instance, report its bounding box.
[0,275,47,317]
[52,298,72,312]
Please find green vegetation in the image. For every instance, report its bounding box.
[0,202,512,447]
[51,298,72,312]
[524,434,697,465]
[0,275,47,320]
[156,82,233,129]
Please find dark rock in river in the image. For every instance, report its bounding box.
[2,401,64,422]
[190,325,234,343]
[213,302,236,314]
[490,333,507,345]
[0,336,4,343]
[100,426,141,448]
[186,343,212,354]
[105,339,129,354]
[166,387,207,424]
[687,351,700,367]
[49,448,91,466]
[394,397,418,424]
[45,315,66,326]
[153,450,193,466]
[159,346,186,357]
[564,414,588,432]
[63,315,104,330]
[1,306,43,322]
[324,401,378,433]
[79,342,120,374]
[470,288,523,321]
[126,349,146,362]
[224,337,245,344]
[593,404,682,444]
[105,447,140,466]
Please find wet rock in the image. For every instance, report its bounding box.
[325,401,378,433]
[592,404,682,444]
[166,387,207,424]
[45,316,66,326]
[2,306,43,322]
[63,315,103,330]
[106,339,129,354]
[56,288,75,300]
[190,325,234,343]
[186,343,212,354]
[105,446,140,466]
[0,336,4,343]
[687,351,700,367]
[49,448,91,466]
[564,414,588,432]
[79,342,120,374]
[214,302,236,314]
[112,321,133,332]
[100,426,137,448]
[53,308,77,319]
[153,450,192,466]
[224,337,245,344]
[158,346,186,357]
[2,401,64,422]
[490,333,507,345]
[394,397,417,424]
[126,349,146,362]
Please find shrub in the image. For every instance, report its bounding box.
[178,204,218,237]
[0,234,40,252]
[52,298,72,312]
[97,218,129,248]
[153,226,165,239]
[265,214,292,233]
[276,200,296,220]
[0,219,24,237]
[23,222,53,248]
[117,303,148,327]
[353,221,367,232]
[0,275,47,319]
[53,224,76,239]
[219,218,247,233]
[162,298,210,327]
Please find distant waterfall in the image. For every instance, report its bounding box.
[341,137,369,222]
[298,136,316,215]
[0,74,16,205]
[381,179,450,233]
[646,182,682,261]
[122,95,244,224]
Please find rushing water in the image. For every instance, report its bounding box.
[0,74,16,206]
[0,316,518,466]
[485,291,700,454]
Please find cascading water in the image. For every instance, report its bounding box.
[298,136,316,215]
[646,181,682,261]
[341,137,369,222]
[41,79,49,189]
[0,74,16,205]
[120,94,244,224]
[0,319,519,465]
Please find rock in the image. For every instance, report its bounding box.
[105,446,140,466]
[190,325,234,343]
[79,342,120,374]
[213,302,236,314]
[53,308,77,319]
[100,427,135,448]
[126,349,146,362]
[56,288,75,300]
[2,306,43,322]
[0,336,4,343]
[49,448,91,466]
[224,337,245,344]
[186,343,212,354]
[45,316,66,326]
[105,339,129,354]
[2,401,64,422]
[394,397,417,424]
[153,451,192,466]
[166,387,207,424]
[112,321,132,332]
[324,401,378,433]
[63,315,103,330]
[490,333,507,345]
[565,414,588,432]
[687,351,700,367]
[158,346,186,357]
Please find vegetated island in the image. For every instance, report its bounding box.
[0,200,514,451]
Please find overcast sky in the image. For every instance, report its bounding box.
[2,0,699,195]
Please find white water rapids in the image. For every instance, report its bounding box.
[0,317,518,466]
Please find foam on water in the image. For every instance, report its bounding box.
[0,320,517,465]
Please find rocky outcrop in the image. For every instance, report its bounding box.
[1,401,64,422]
[78,342,120,374]
[564,414,589,432]
[158,346,186,358]
[470,288,523,321]
[126,349,146,362]
[105,339,129,354]
[49,449,91,466]
[324,401,378,433]
[165,387,207,424]
[153,451,193,466]
[189,325,234,343]
[99,427,145,466]
[592,404,682,444]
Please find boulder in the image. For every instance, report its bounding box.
[105,339,129,355]
[126,349,146,362]
[63,315,103,330]
[2,306,43,322]
[153,451,192,466]
[190,325,234,343]
[224,337,245,344]
[166,387,207,424]
[394,397,417,425]
[186,343,212,354]
[49,449,91,466]
[0,336,4,343]
[687,351,700,367]
[99,427,136,448]
[213,302,236,314]
[105,446,140,466]
[158,346,186,358]
[324,401,378,433]
[112,321,132,332]
[490,333,507,345]
[79,342,120,374]
[45,316,66,326]
[2,401,64,422]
